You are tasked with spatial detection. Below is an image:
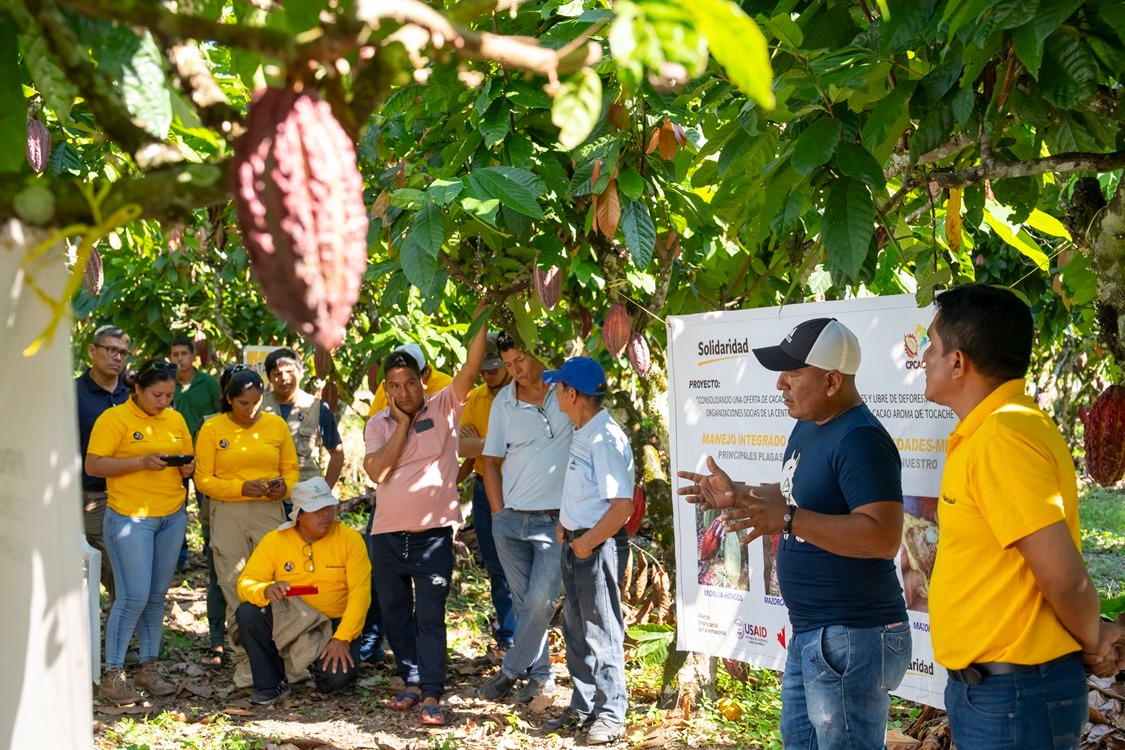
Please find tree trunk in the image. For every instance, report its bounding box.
[1092,180,1125,363]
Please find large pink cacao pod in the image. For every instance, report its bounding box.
[82,248,103,295]
[602,303,631,357]
[533,265,562,310]
[627,332,650,375]
[1084,385,1125,487]
[577,306,593,339]
[231,87,369,349]
[26,118,50,173]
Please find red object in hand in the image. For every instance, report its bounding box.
[285,585,319,597]
[625,485,646,536]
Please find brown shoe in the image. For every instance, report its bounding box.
[135,660,177,697]
[99,668,142,704]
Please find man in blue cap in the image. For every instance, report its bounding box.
[540,357,635,745]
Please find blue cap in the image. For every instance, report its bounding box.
[542,356,607,396]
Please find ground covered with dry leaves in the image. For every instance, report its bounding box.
[92,493,1125,750]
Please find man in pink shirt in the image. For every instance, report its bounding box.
[362,303,489,726]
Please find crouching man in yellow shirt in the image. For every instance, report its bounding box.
[237,477,371,705]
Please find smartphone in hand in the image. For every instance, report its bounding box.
[266,477,285,488]
[163,454,193,467]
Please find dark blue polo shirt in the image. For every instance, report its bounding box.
[76,369,130,491]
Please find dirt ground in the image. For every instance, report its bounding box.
[91,547,704,750]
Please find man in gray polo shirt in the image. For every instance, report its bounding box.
[477,332,574,703]
[541,357,635,746]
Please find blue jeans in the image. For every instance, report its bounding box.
[492,507,561,682]
[472,478,516,644]
[103,506,187,668]
[370,527,454,701]
[780,622,912,750]
[561,530,628,725]
[944,653,1086,750]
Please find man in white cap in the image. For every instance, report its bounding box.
[236,477,371,705]
[679,317,910,750]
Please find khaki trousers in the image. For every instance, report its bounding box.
[209,498,287,643]
[82,490,115,601]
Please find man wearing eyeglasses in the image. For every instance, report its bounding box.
[678,319,909,750]
[236,477,371,705]
[75,324,132,600]
[477,332,574,705]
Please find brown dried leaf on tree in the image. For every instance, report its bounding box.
[645,127,661,155]
[596,178,621,237]
[658,119,678,160]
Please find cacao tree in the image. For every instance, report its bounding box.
[2,0,1124,699]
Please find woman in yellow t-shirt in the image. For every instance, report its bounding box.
[194,366,299,673]
[86,359,194,704]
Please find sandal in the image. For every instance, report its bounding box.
[385,690,421,711]
[201,646,226,670]
[419,704,446,726]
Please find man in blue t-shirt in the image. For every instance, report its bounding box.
[680,318,910,750]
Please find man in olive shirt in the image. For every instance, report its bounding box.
[170,336,222,436]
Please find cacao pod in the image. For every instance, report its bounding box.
[602,303,631,357]
[699,517,724,562]
[533,265,562,310]
[231,87,369,349]
[577,306,593,339]
[625,485,646,536]
[1085,384,1125,487]
[627,332,650,375]
[26,118,50,173]
[313,345,332,379]
[321,378,339,413]
[82,247,103,295]
[196,339,211,368]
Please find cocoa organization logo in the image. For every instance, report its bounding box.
[219,439,230,449]
[903,324,930,369]
[733,618,768,643]
[132,432,143,441]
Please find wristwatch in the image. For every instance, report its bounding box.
[783,504,797,537]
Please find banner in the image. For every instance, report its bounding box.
[0,222,92,748]
[668,295,955,708]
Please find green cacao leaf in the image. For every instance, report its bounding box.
[835,142,886,190]
[467,169,546,220]
[618,168,645,201]
[0,15,25,173]
[821,177,875,280]
[681,0,775,109]
[480,99,512,148]
[21,31,77,123]
[621,199,657,269]
[83,22,174,138]
[552,68,602,150]
[791,118,842,176]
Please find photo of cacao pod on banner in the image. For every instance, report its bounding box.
[697,507,750,590]
[899,495,939,613]
[231,86,370,350]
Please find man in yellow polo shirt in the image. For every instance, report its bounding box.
[237,477,371,705]
[923,285,1125,749]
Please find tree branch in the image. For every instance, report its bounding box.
[357,0,601,78]
[930,151,1125,190]
[0,163,230,227]
[58,0,297,59]
[885,133,973,178]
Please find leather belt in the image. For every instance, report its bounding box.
[562,527,591,540]
[947,653,1076,685]
[510,508,559,517]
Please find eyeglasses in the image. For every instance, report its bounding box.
[535,406,554,439]
[301,543,315,573]
[138,360,179,376]
[94,344,130,359]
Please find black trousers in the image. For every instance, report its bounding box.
[235,602,362,693]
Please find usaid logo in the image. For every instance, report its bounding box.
[733,618,768,641]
